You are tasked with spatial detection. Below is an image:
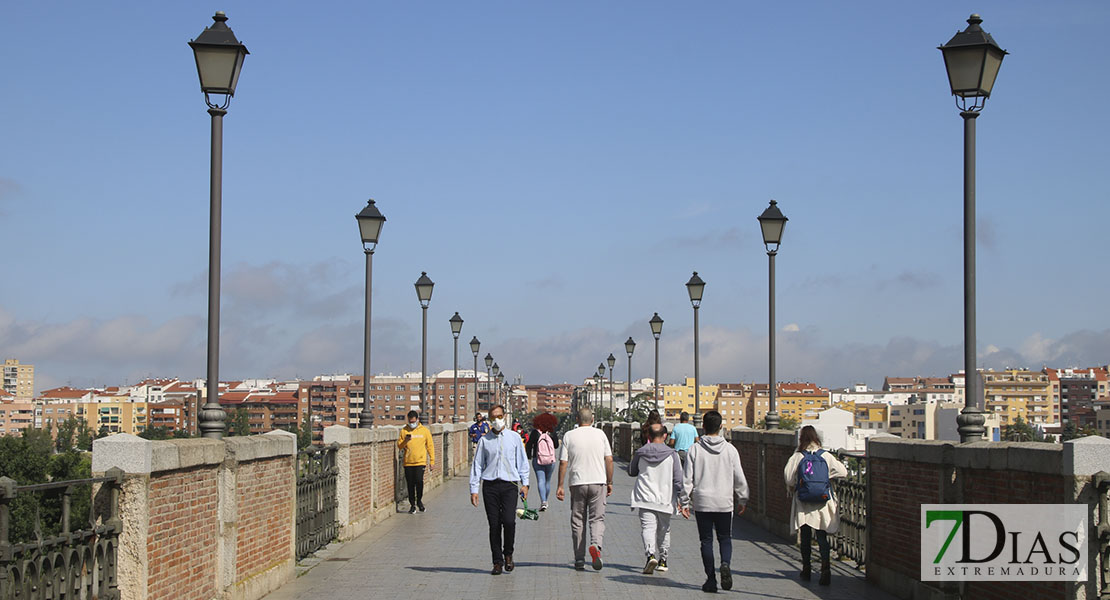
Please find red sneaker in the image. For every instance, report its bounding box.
[589,545,603,571]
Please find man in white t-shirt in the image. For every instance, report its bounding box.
[555,408,613,571]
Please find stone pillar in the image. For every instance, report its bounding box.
[324,425,376,540]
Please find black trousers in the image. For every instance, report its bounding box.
[404,465,425,506]
[482,479,518,565]
[800,525,830,563]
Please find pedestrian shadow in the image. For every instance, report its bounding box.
[606,574,700,590]
[405,566,491,575]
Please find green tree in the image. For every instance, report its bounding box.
[75,420,94,450]
[1002,417,1041,442]
[754,416,799,431]
[53,415,81,452]
[230,408,251,437]
[620,392,659,424]
[172,428,195,439]
[138,426,171,440]
[96,426,111,439]
[298,418,314,450]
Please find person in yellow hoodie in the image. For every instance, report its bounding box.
[398,410,435,513]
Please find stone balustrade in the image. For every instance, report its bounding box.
[91,424,471,600]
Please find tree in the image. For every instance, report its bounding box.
[1060,423,1099,441]
[1002,417,1041,442]
[230,407,251,437]
[619,392,658,424]
[75,420,94,450]
[54,416,78,453]
[96,426,111,439]
[138,426,171,440]
[172,428,195,439]
[297,418,314,450]
[755,417,799,431]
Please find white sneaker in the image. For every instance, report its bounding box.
[540,502,548,511]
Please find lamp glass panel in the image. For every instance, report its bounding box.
[194,46,240,93]
[760,219,785,245]
[687,282,704,302]
[358,216,384,244]
[944,46,988,96]
[979,48,1004,95]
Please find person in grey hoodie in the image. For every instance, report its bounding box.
[682,410,749,593]
[628,423,689,574]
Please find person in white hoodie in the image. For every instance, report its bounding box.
[628,423,689,574]
[682,410,749,594]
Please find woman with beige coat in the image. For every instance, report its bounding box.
[783,425,847,585]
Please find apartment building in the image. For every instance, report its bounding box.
[716,383,751,429]
[775,383,829,423]
[2,359,34,400]
[1046,367,1108,428]
[981,369,1053,426]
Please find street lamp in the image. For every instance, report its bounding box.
[598,362,607,419]
[686,272,705,430]
[492,363,501,405]
[758,200,788,430]
[191,12,248,440]
[484,353,494,410]
[940,14,1006,443]
[450,313,464,423]
[607,354,616,417]
[470,336,481,415]
[649,313,663,413]
[356,199,386,429]
[594,372,603,417]
[414,272,434,424]
[625,337,636,421]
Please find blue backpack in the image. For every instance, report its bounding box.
[796,449,832,504]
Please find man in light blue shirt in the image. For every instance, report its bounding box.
[470,405,530,575]
[668,411,699,466]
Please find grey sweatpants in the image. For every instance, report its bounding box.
[570,484,607,560]
[638,508,672,559]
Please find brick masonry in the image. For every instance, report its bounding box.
[349,444,374,521]
[234,456,294,581]
[146,466,219,600]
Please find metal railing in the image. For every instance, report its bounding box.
[830,450,867,569]
[0,468,123,600]
[1095,471,1110,599]
[296,444,338,560]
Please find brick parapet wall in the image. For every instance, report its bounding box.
[865,436,1110,600]
[92,425,479,600]
[729,428,794,539]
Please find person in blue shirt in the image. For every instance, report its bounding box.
[470,405,530,575]
[468,412,490,444]
[667,411,700,466]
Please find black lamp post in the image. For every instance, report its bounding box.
[470,337,481,415]
[940,14,1006,443]
[492,363,501,406]
[414,272,434,424]
[598,362,607,418]
[606,354,616,417]
[625,337,636,420]
[649,313,663,413]
[191,12,248,440]
[758,200,788,430]
[594,372,603,417]
[356,200,386,429]
[484,353,494,410]
[450,313,464,423]
[686,272,705,430]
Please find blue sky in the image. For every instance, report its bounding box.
[2,2,1108,391]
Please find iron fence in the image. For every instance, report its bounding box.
[296,444,338,560]
[0,468,123,600]
[1095,471,1110,599]
[831,450,867,569]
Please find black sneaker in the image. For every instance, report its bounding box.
[702,578,718,593]
[408,505,417,514]
[656,558,668,572]
[574,560,586,571]
[643,554,658,574]
[720,563,732,590]
[418,502,426,513]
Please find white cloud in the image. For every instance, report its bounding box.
[782,323,800,332]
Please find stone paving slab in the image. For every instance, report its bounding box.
[264,461,896,600]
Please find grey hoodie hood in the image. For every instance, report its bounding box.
[697,434,729,454]
[633,442,676,465]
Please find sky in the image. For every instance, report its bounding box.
[2,2,1108,393]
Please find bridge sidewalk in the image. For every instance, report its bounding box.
[264,461,895,600]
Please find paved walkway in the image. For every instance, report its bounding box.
[264,461,896,600]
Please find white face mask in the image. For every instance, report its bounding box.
[491,418,506,431]
[407,421,418,429]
